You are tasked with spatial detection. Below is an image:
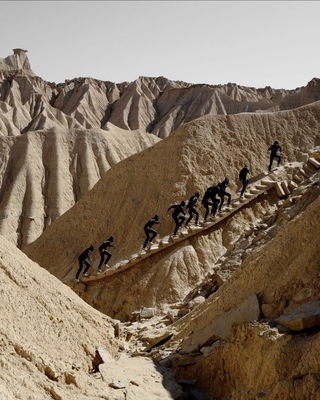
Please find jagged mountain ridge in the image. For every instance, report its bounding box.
[2,49,320,139]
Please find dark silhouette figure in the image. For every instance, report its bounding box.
[217,178,231,210]
[168,201,186,236]
[268,141,282,172]
[202,186,220,221]
[76,245,94,281]
[97,236,115,273]
[185,192,200,226]
[239,164,250,197]
[143,215,160,250]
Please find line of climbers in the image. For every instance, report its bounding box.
[144,176,235,250]
[75,237,116,282]
[75,141,282,282]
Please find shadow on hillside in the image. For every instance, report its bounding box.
[154,360,206,400]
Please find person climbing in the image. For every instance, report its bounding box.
[268,140,282,172]
[185,192,200,227]
[239,164,250,197]
[217,178,231,211]
[75,245,94,282]
[210,185,221,217]
[142,214,160,250]
[202,186,220,221]
[167,201,186,237]
[97,236,116,273]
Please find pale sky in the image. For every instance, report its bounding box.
[0,1,319,90]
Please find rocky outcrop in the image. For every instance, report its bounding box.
[160,183,320,399]
[1,49,320,140]
[275,300,320,331]
[0,48,35,77]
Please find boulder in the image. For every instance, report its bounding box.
[275,300,320,331]
[180,293,260,353]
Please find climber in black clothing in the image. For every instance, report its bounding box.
[239,164,250,197]
[209,185,220,217]
[268,140,282,172]
[202,188,214,222]
[143,215,160,250]
[202,186,220,221]
[76,245,94,281]
[97,236,116,273]
[185,192,200,226]
[168,201,186,236]
[217,178,231,211]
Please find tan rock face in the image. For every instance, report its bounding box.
[1,49,320,250]
[2,50,320,399]
[24,102,320,320]
[275,300,320,331]
[172,321,320,400]
[0,48,35,77]
[0,235,121,399]
[99,356,183,399]
[0,127,160,248]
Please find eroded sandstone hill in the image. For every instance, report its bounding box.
[2,49,320,139]
[1,49,320,250]
[22,98,320,398]
[24,101,320,318]
[0,234,184,399]
[3,170,320,399]
[155,172,320,400]
[0,234,119,399]
[0,126,160,248]
[2,48,320,399]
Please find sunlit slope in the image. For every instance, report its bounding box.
[0,234,119,399]
[23,103,320,309]
[0,125,160,248]
[164,173,320,400]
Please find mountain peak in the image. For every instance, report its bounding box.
[0,48,35,77]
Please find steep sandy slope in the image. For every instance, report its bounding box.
[0,234,119,399]
[4,49,320,400]
[0,125,160,248]
[3,142,320,400]
[0,234,185,400]
[2,49,320,251]
[24,102,320,320]
[160,173,320,399]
